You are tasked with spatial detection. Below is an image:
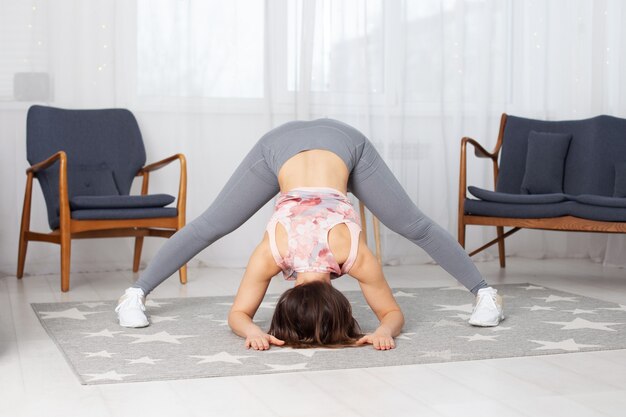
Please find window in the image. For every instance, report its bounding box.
[0,0,48,100]
[137,0,265,99]
[287,0,384,94]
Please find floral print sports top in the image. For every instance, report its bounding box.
[266,187,362,280]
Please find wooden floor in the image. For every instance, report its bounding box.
[1,257,625,417]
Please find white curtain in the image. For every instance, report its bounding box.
[1,0,625,276]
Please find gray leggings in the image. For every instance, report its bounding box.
[133,119,488,295]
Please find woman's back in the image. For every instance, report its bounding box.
[277,150,350,193]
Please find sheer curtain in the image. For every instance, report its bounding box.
[1,0,625,274]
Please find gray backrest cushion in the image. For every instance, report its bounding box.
[26,105,146,229]
[613,162,626,198]
[520,131,572,194]
[496,115,626,196]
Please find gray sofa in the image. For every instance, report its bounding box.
[458,113,626,266]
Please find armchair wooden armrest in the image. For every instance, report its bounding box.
[22,150,70,235]
[26,151,67,174]
[461,137,498,160]
[135,154,187,223]
[137,153,186,174]
[459,113,508,201]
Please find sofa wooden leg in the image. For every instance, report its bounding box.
[60,234,71,292]
[179,264,187,284]
[133,236,144,273]
[496,226,506,268]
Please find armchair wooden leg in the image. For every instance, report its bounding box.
[133,237,144,272]
[496,226,506,268]
[458,218,466,248]
[179,264,187,284]
[60,233,71,292]
[18,173,33,279]
[17,234,28,279]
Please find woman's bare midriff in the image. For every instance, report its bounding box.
[277,149,350,194]
[274,150,355,271]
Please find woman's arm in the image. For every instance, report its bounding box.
[347,238,405,350]
[228,234,285,350]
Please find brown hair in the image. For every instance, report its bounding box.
[268,281,363,348]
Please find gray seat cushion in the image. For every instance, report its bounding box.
[468,186,568,204]
[70,194,175,210]
[464,199,574,218]
[70,207,178,223]
[465,199,626,222]
[569,204,626,222]
[572,194,626,208]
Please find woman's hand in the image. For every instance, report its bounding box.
[245,330,285,350]
[356,329,396,350]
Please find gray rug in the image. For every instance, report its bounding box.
[31,283,626,385]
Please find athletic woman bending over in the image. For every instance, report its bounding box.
[115,119,504,349]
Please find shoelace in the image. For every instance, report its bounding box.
[476,290,498,308]
[115,292,145,313]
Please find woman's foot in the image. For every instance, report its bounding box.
[115,287,149,327]
[468,287,504,326]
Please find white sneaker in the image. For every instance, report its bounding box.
[469,287,504,327]
[115,287,149,328]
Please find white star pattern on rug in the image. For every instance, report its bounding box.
[600,305,626,312]
[534,295,580,303]
[393,291,416,297]
[145,300,171,308]
[449,313,471,320]
[267,347,335,357]
[81,329,123,338]
[150,315,179,323]
[433,319,462,327]
[123,331,197,344]
[435,304,474,313]
[39,308,104,320]
[83,350,116,358]
[263,363,309,372]
[562,309,598,315]
[126,356,162,365]
[78,302,108,308]
[191,351,254,364]
[529,338,601,351]
[518,285,546,290]
[396,332,417,340]
[83,370,134,382]
[521,305,556,311]
[210,319,229,326]
[489,326,513,332]
[544,318,623,332]
[418,350,460,360]
[458,333,499,342]
[217,302,233,307]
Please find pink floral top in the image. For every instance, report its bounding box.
[266,187,362,280]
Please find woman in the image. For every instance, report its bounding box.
[115,119,504,349]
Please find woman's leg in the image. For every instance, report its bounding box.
[133,142,279,295]
[348,140,488,295]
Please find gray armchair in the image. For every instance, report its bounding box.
[17,105,187,291]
